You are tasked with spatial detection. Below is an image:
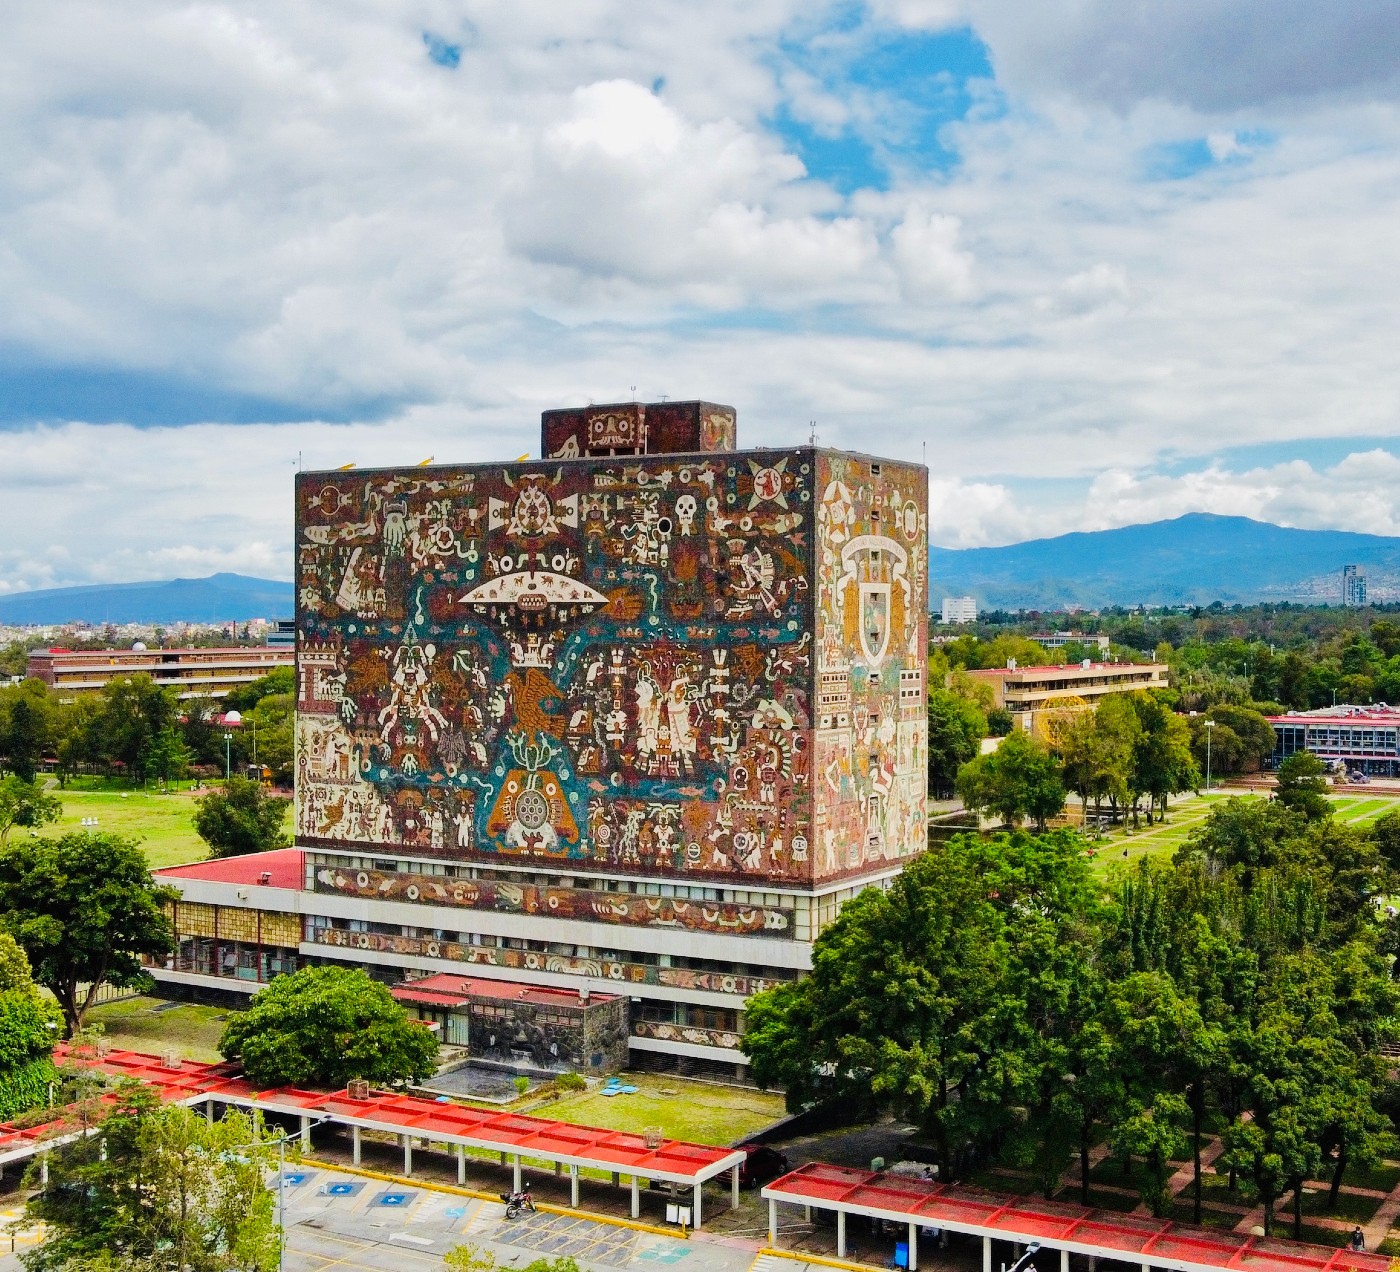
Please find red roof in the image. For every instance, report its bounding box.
[765,1164,1389,1272]
[393,972,616,1010]
[157,848,304,889]
[973,663,1154,677]
[51,1045,739,1184]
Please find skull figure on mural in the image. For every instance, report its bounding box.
[674,493,698,536]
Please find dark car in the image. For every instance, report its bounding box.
[738,1144,790,1189]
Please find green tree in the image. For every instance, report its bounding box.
[956,730,1065,831]
[1275,750,1331,821]
[0,932,61,1120]
[220,666,295,714]
[193,777,291,859]
[0,775,62,844]
[22,1081,280,1272]
[144,725,194,787]
[0,832,176,1035]
[743,830,1098,1180]
[0,684,54,783]
[1127,694,1198,826]
[926,689,986,799]
[219,966,438,1089]
[92,674,177,782]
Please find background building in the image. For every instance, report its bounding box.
[941,596,978,624]
[1343,564,1368,608]
[964,660,1169,734]
[155,398,929,1080]
[26,645,292,699]
[1268,705,1400,777]
[1030,631,1111,653]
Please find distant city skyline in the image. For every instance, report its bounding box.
[4,2,1400,593]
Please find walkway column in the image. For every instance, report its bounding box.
[39,1154,49,1187]
[500,1151,507,1167]
[351,1124,361,1166]
[1061,1250,1069,1272]
[692,1181,703,1229]
[458,1144,467,1185]
[205,1098,215,1124]
[612,1171,620,1187]
[513,1154,522,1192]
[631,1175,640,1219]
[909,1221,919,1271]
[769,1198,777,1247]
[300,1114,311,1142]
[836,1210,846,1259]
[983,1235,992,1272]
[731,1164,740,1210]
[570,1164,580,1208]
[402,1135,413,1176]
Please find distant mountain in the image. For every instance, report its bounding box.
[930,514,1400,610]
[0,573,293,626]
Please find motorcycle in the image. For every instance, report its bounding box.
[500,1186,536,1220]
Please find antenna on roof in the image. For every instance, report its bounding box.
[630,385,637,400]
[809,420,817,446]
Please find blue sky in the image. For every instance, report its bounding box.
[2,0,1400,590]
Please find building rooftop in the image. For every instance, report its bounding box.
[157,848,304,890]
[1268,706,1400,725]
[392,972,617,1010]
[971,662,1159,677]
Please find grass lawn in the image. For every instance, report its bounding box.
[85,994,232,1063]
[42,786,292,869]
[1300,1189,1381,1223]
[1086,789,1400,875]
[539,1075,786,1147]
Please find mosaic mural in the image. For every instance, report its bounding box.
[295,441,927,888]
[311,864,793,935]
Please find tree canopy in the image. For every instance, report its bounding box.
[0,775,61,844]
[194,776,291,859]
[744,810,1400,1235]
[0,831,176,1035]
[22,1081,280,1272]
[219,965,439,1089]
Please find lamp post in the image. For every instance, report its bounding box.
[223,732,232,781]
[1204,719,1216,793]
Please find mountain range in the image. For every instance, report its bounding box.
[1,514,1397,624]
[0,573,293,626]
[930,514,1400,610]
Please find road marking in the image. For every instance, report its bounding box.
[389,1232,434,1245]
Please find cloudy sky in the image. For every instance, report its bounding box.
[4,1,1400,591]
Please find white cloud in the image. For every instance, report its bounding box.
[2,3,1400,590]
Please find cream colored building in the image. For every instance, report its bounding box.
[966,660,1169,732]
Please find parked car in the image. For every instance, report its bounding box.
[738,1144,790,1188]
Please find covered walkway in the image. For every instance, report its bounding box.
[763,1163,1393,1272]
[20,1046,743,1227]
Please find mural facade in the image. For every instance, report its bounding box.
[294,407,928,929]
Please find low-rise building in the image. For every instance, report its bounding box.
[1029,631,1111,653]
[391,972,629,1072]
[965,660,1169,732]
[27,645,292,699]
[1268,705,1400,777]
[941,596,978,624]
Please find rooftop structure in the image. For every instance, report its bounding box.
[26,645,291,699]
[1268,704,1400,777]
[152,397,930,1079]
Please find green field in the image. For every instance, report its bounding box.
[86,995,231,1063]
[540,1075,786,1146]
[1087,788,1400,873]
[40,786,292,869]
